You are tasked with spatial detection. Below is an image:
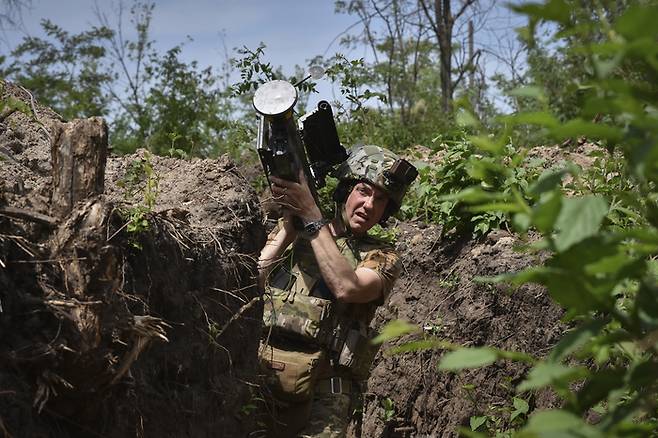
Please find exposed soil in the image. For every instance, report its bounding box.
[350,225,565,437]
[2,80,570,437]
[0,81,266,437]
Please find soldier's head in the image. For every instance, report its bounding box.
[333,145,418,235]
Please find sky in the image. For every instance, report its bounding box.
[3,0,361,60]
[1,0,527,111]
[2,0,370,108]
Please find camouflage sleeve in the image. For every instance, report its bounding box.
[357,247,401,304]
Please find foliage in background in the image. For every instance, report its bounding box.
[230,42,319,108]
[140,45,224,156]
[2,0,493,160]
[7,0,658,434]
[316,43,463,152]
[3,19,113,119]
[2,1,255,159]
[491,0,638,148]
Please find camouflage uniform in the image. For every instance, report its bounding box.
[260,145,414,438]
[260,223,401,438]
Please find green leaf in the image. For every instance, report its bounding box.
[483,266,552,287]
[513,212,531,232]
[470,415,487,431]
[548,318,609,362]
[468,202,525,213]
[615,5,658,40]
[503,111,559,128]
[513,397,530,413]
[511,397,530,421]
[508,85,547,103]
[371,320,420,345]
[544,271,604,313]
[523,410,600,435]
[634,281,658,329]
[529,168,570,196]
[554,196,609,252]
[468,135,504,155]
[592,53,624,79]
[456,109,480,127]
[627,358,658,389]
[511,0,571,25]
[532,191,563,234]
[573,368,625,414]
[517,362,585,392]
[550,119,623,142]
[498,350,536,363]
[585,250,640,277]
[439,187,501,203]
[438,347,498,371]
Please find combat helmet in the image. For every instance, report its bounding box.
[333,145,418,222]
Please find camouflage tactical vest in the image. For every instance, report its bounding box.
[263,232,394,379]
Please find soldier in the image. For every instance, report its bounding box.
[258,145,417,437]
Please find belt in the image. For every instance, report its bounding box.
[316,377,354,395]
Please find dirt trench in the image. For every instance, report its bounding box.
[350,224,565,437]
[1,79,568,438]
[0,81,265,437]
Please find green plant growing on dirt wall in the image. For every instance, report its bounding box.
[573,149,644,230]
[467,395,530,437]
[0,85,31,122]
[116,151,159,245]
[368,223,399,245]
[167,132,188,159]
[380,397,396,423]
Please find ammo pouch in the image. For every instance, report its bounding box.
[334,322,381,381]
[263,287,332,346]
[259,343,325,403]
[263,257,381,382]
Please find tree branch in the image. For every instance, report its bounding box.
[0,206,58,227]
[455,0,477,21]
[453,48,481,89]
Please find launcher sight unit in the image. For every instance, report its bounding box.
[252,79,347,205]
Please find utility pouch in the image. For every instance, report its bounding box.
[263,287,332,346]
[259,343,325,403]
[337,324,381,381]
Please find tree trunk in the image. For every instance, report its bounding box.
[49,117,114,356]
[469,20,475,90]
[431,0,454,114]
[50,117,108,219]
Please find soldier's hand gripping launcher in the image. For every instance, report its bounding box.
[253,80,347,219]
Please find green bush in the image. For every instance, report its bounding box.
[399,138,543,238]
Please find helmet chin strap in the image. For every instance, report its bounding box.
[332,202,353,238]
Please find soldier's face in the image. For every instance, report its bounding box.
[344,182,388,234]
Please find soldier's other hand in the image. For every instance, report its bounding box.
[270,173,322,222]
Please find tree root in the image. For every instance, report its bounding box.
[0,206,58,227]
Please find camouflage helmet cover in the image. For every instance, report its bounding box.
[335,145,411,213]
